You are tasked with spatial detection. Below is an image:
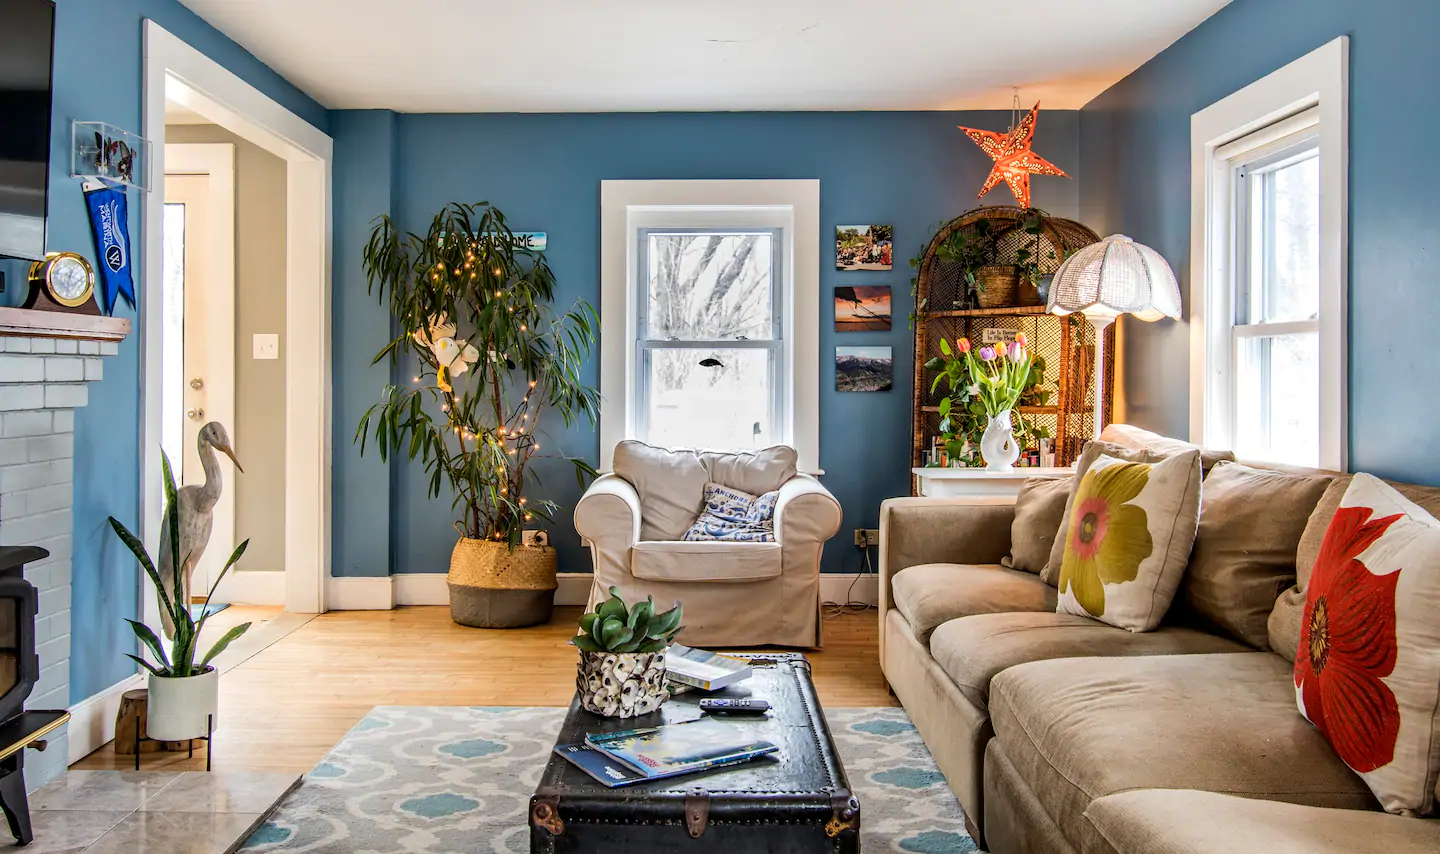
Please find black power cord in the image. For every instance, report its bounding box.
[822,536,878,618]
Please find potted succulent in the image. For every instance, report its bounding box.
[108,453,252,741]
[357,202,600,628]
[572,588,683,718]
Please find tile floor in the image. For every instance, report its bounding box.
[7,770,301,853]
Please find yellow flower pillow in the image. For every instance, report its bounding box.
[1057,450,1203,632]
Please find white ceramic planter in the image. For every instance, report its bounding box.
[147,667,219,741]
[982,409,1021,472]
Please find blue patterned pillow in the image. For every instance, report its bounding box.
[683,482,780,542]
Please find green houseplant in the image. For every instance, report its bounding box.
[109,453,252,741]
[572,588,684,717]
[357,202,600,628]
[926,335,1049,470]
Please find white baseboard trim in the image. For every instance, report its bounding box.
[68,673,145,765]
[209,569,287,606]
[322,572,877,610]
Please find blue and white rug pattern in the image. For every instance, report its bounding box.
[241,705,975,853]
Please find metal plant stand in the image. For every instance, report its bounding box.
[134,714,213,772]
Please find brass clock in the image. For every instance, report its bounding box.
[25,252,98,314]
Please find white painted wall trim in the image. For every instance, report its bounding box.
[209,570,287,606]
[1189,36,1349,471]
[67,674,145,765]
[142,20,334,630]
[598,180,822,473]
[325,576,395,611]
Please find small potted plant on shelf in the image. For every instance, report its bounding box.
[926,335,1040,472]
[572,588,683,718]
[108,453,251,742]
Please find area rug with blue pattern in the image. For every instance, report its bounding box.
[241,706,976,853]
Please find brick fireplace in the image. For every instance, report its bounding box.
[0,307,128,791]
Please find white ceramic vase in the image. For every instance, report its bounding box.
[981,409,1021,473]
[576,650,668,718]
[147,667,219,741]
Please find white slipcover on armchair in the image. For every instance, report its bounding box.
[574,441,843,648]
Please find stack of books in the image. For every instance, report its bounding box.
[665,644,753,693]
[556,716,778,788]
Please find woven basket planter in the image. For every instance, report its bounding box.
[448,537,558,628]
[974,266,1020,308]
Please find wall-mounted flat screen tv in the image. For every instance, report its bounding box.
[0,0,56,261]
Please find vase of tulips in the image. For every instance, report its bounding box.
[927,334,1038,473]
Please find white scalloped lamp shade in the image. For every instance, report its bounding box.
[1046,235,1182,322]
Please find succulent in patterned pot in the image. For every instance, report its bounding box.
[572,587,684,718]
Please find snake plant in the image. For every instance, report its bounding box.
[572,587,683,654]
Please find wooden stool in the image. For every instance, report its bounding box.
[113,690,193,754]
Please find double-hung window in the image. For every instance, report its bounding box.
[636,228,784,451]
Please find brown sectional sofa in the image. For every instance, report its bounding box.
[877,425,1440,853]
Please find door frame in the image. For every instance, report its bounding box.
[141,20,333,625]
[163,144,237,597]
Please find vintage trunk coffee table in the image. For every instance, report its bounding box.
[530,653,860,853]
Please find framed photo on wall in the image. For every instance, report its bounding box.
[836,346,893,392]
[835,285,892,332]
[836,225,893,271]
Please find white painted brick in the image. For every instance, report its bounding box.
[54,340,78,355]
[99,341,118,356]
[0,385,44,411]
[43,385,86,409]
[36,635,69,668]
[29,685,66,710]
[83,358,103,381]
[3,339,30,353]
[37,585,69,619]
[33,660,66,699]
[42,357,84,383]
[25,535,70,563]
[0,437,27,465]
[26,560,71,593]
[51,410,73,433]
[78,341,100,355]
[0,356,44,383]
[48,609,69,640]
[0,494,24,521]
[26,433,73,462]
[1,410,51,437]
[28,339,54,355]
[0,460,71,493]
[19,484,70,515]
[13,510,70,544]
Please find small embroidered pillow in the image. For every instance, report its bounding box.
[1295,473,1440,815]
[682,483,779,543]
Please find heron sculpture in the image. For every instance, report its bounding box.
[159,421,243,638]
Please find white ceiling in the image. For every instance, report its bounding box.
[179,0,1231,113]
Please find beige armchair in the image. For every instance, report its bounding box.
[574,441,842,648]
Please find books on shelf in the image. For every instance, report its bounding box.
[665,644,753,692]
[555,716,779,788]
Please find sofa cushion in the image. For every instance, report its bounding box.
[929,612,1246,710]
[630,540,782,582]
[1056,451,1202,632]
[1040,440,1168,586]
[1004,477,1071,574]
[1180,461,1334,649]
[989,653,1377,851]
[612,441,711,541]
[1086,789,1440,854]
[890,563,1056,647]
[1271,476,1440,661]
[700,446,798,497]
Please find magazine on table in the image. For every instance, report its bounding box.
[582,716,778,780]
[553,743,650,788]
[665,644,754,692]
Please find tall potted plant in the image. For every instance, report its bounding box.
[358,202,600,628]
[109,453,252,741]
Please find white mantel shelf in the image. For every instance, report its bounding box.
[0,306,130,341]
[913,466,1075,499]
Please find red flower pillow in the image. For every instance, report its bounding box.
[1295,473,1440,815]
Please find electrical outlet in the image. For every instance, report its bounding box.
[853,528,880,548]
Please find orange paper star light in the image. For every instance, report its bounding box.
[958,102,1070,209]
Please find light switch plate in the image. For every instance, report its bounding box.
[253,333,280,360]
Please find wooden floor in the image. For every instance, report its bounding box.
[74,605,893,774]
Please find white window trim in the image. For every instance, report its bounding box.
[600,180,821,473]
[1190,36,1349,471]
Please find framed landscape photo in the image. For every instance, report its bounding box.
[835,285,892,332]
[836,225,893,271]
[836,346,893,392]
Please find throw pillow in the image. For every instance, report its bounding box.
[1293,473,1440,816]
[1056,450,1202,632]
[701,446,798,497]
[683,483,780,543]
[1097,423,1237,472]
[612,440,709,541]
[1004,477,1072,574]
[1040,440,1167,586]
[1180,462,1334,649]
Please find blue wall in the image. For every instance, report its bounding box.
[1079,0,1440,485]
[9,1,327,704]
[331,110,1081,577]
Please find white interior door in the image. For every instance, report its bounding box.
[163,144,236,599]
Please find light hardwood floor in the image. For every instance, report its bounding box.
[74,605,893,774]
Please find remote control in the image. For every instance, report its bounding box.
[699,698,771,715]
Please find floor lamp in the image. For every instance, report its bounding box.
[1045,235,1182,437]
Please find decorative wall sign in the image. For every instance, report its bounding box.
[980,327,1020,345]
[482,231,547,251]
[835,286,892,332]
[836,225,893,271]
[836,346,893,392]
[956,101,1069,209]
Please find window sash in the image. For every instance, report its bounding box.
[1233,135,1320,328]
[637,227,783,343]
[636,343,782,450]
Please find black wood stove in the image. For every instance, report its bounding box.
[0,546,71,846]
